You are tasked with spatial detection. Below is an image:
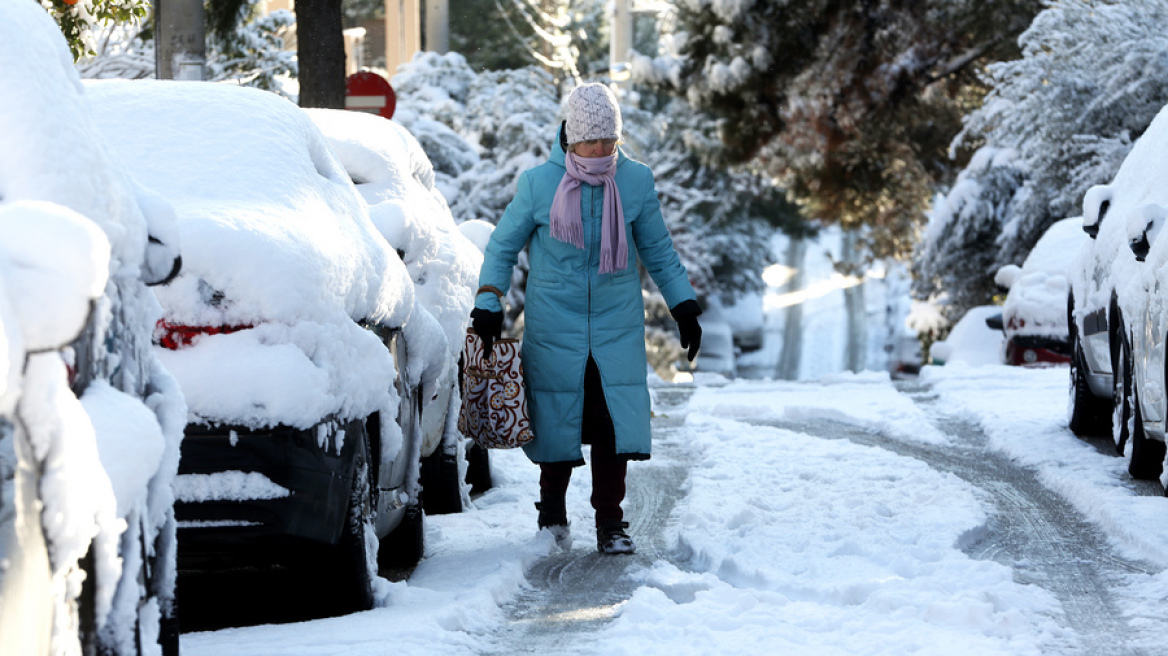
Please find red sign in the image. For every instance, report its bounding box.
[345,71,396,120]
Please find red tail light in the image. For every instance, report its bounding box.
[155,320,253,350]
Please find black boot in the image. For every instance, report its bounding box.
[596,520,635,555]
[535,501,572,548]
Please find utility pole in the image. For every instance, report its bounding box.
[425,0,449,53]
[609,0,632,82]
[385,0,421,75]
[154,0,205,80]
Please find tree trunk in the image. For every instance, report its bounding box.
[296,0,347,108]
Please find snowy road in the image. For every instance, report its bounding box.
[183,366,1168,655]
[748,380,1163,656]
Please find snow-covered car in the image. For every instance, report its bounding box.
[994,217,1087,367]
[928,305,1003,366]
[85,79,439,615]
[1067,103,1168,466]
[0,4,185,654]
[1108,106,1168,481]
[305,108,486,507]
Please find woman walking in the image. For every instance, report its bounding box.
[471,83,702,554]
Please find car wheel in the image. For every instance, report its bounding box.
[465,441,492,495]
[1068,332,1111,436]
[378,503,424,571]
[420,448,463,515]
[1129,388,1167,480]
[311,439,375,617]
[1111,326,1132,455]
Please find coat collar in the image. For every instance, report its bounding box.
[551,123,628,170]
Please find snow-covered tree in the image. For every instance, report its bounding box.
[75,23,154,79]
[953,0,1168,270]
[39,0,150,60]
[76,1,297,97]
[633,0,1041,261]
[911,146,1026,323]
[206,3,297,95]
[621,93,798,300]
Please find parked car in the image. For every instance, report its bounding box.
[1111,108,1168,481]
[928,305,1004,366]
[305,108,487,504]
[0,3,185,653]
[994,217,1087,366]
[1068,102,1168,477]
[85,79,453,616]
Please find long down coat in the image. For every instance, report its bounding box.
[474,127,696,464]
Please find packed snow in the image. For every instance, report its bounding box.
[179,364,1168,655]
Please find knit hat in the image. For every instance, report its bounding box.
[564,83,622,146]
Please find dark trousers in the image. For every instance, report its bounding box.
[539,356,627,527]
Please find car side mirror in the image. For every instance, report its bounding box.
[994,264,1022,291]
[1131,230,1151,262]
[1129,203,1168,262]
[1082,185,1113,239]
[984,313,1004,332]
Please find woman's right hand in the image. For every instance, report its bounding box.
[471,308,504,359]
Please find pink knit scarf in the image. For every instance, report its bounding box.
[549,152,627,274]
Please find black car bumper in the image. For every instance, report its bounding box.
[175,418,362,568]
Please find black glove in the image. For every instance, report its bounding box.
[670,299,703,362]
[471,307,504,360]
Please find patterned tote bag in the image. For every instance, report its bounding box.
[457,329,534,449]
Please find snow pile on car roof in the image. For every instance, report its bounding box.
[85,80,414,429]
[84,80,412,331]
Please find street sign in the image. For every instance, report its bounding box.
[345,71,396,120]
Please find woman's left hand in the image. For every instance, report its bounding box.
[677,316,702,362]
[670,300,703,362]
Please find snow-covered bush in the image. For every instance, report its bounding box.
[392,52,559,225]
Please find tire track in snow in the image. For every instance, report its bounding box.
[745,379,1161,656]
[478,389,695,655]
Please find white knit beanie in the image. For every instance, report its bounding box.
[564,83,622,146]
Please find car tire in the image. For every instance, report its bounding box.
[311,439,376,617]
[420,448,463,515]
[465,441,492,495]
[1068,332,1111,437]
[378,503,424,571]
[1111,322,1132,455]
[1129,388,1167,481]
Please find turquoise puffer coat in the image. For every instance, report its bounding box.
[474,127,696,464]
